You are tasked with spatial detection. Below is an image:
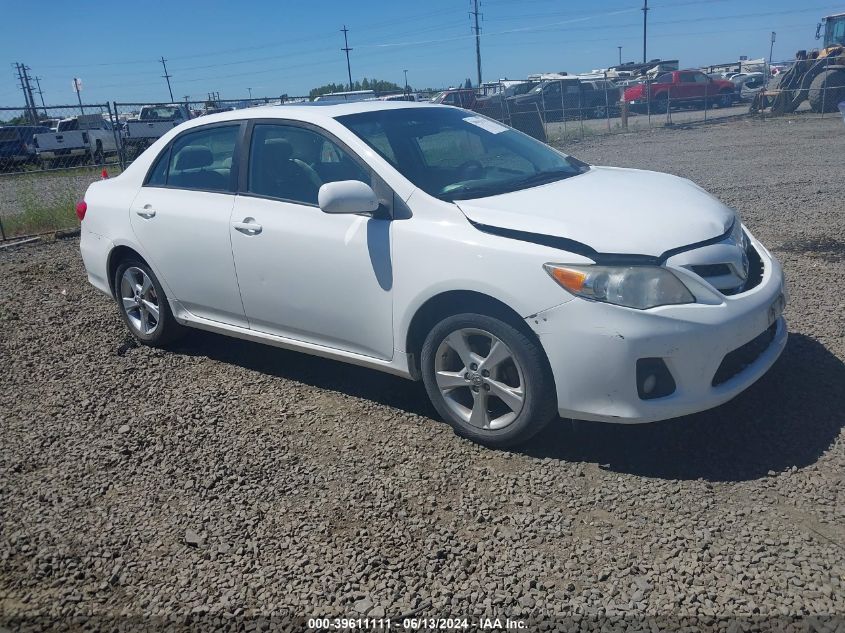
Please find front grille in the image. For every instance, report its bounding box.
[712,322,777,386]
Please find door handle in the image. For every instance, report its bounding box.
[135,206,156,219]
[233,218,262,235]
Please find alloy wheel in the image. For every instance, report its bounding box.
[434,327,526,430]
[119,266,160,335]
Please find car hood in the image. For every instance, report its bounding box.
[455,166,735,258]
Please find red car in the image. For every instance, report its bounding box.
[623,70,736,113]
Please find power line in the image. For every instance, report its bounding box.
[470,0,483,87]
[341,25,353,90]
[160,57,174,102]
[642,0,649,63]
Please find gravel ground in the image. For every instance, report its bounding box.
[1,113,843,632]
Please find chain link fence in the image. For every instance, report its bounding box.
[1,79,842,242]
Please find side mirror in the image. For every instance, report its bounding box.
[318,180,379,215]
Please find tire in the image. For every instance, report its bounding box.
[716,90,733,108]
[808,69,845,113]
[92,141,104,165]
[652,93,668,114]
[113,259,183,347]
[420,313,557,448]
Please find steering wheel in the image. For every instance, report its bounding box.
[457,160,485,180]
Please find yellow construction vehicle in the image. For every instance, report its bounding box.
[753,12,845,114]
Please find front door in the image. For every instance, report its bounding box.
[230,122,394,359]
[129,123,248,327]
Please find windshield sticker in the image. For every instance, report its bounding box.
[463,116,508,134]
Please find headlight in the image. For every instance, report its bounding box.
[543,264,695,309]
[729,216,746,248]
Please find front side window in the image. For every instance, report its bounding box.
[655,73,674,84]
[247,124,369,205]
[165,125,238,192]
[679,72,697,83]
[338,107,588,201]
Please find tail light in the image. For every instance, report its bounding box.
[75,200,87,221]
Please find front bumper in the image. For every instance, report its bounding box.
[529,238,787,423]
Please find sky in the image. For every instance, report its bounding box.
[1,0,842,105]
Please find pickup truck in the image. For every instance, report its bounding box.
[123,104,190,156]
[506,78,617,121]
[33,114,120,168]
[623,70,736,113]
[0,125,51,169]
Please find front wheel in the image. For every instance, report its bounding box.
[114,259,183,346]
[421,313,557,447]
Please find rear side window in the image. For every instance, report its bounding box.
[166,125,239,192]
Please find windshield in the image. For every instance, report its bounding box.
[337,107,588,201]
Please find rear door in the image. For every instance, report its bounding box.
[129,122,248,327]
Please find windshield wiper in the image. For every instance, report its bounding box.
[508,169,577,189]
[441,169,580,201]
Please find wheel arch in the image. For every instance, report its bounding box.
[106,244,148,297]
[403,289,551,380]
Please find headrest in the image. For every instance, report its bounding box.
[175,145,213,170]
[262,138,293,162]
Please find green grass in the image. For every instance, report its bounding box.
[2,188,78,238]
[1,164,123,239]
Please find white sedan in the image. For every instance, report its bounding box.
[78,102,787,447]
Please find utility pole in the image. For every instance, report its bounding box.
[403,69,409,95]
[248,87,252,101]
[617,46,622,66]
[470,0,483,87]
[341,25,353,91]
[34,76,46,113]
[160,56,174,102]
[642,0,649,63]
[768,31,776,78]
[16,63,38,124]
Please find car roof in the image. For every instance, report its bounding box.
[180,100,451,128]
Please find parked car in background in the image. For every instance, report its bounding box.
[506,78,616,121]
[124,104,191,156]
[623,70,736,112]
[78,102,787,448]
[430,89,478,109]
[33,114,119,168]
[0,125,51,168]
[39,118,60,131]
[474,80,537,120]
[731,72,766,101]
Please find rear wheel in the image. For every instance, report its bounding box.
[808,69,845,113]
[114,259,183,346]
[421,313,557,448]
[652,93,669,114]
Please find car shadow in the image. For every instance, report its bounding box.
[173,329,436,418]
[173,331,842,483]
